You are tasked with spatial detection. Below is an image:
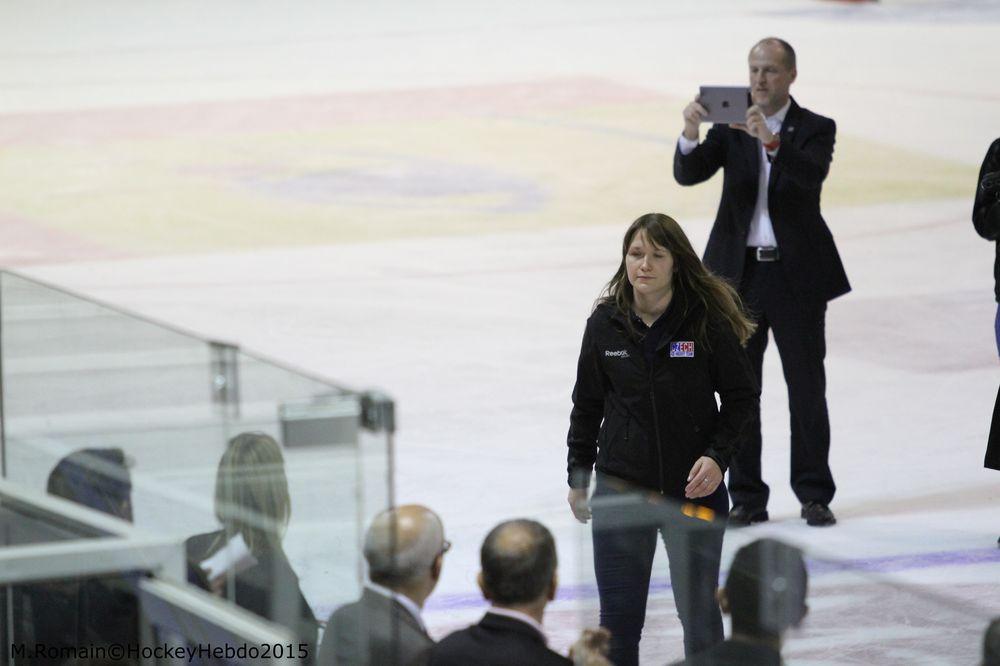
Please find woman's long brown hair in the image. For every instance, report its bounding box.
[598,213,756,346]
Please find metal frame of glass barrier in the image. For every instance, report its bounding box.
[0,479,185,583]
[139,578,300,665]
[0,480,184,666]
[0,481,306,665]
[568,487,1000,664]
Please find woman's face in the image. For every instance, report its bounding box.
[626,229,675,298]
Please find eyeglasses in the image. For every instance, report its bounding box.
[439,539,452,556]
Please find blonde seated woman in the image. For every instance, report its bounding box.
[186,432,318,661]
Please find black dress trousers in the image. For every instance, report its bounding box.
[728,252,836,510]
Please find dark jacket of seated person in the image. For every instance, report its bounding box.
[186,529,319,660]
[319,504,446,666]
[427,519,571,666]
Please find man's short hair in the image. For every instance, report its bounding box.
[726,538,808,638]
[754,37,797,71]
[364,508,443,586]
[480,519,557,605]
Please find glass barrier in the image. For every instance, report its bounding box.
[0,270,394,664]
[555,482,1000,665]
[0,483,302,665]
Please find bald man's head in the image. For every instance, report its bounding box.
[751,37,796,71]
[480,519,557,606]
[364,504,445,587]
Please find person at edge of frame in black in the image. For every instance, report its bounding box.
[973,137,1000,548]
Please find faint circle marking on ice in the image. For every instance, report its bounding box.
[234,156,546,215]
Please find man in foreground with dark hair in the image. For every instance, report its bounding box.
[671,538,808,665]
[320,504,447,666]
[427,519,573,665]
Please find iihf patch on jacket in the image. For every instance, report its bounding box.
[670,341,695,358]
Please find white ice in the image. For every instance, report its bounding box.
[2,1,999,664]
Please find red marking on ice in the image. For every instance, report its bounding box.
[0,214,127,267]
[0,78,663,147]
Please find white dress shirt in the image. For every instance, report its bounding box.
[677,98,791,248]
[365,582,427,634]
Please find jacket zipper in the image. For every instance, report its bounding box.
[648,365,666,495]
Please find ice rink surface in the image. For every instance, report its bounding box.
[2,1,999,663]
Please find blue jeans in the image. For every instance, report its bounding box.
[591,475,727,665]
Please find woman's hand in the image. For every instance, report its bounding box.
[568,488,591,523]
[685,456,723,499]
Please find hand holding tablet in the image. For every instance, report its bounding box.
[682,87,752,142]
[698,86,751,124]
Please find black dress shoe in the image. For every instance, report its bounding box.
[801,502,836,527]
[728,505,769,527]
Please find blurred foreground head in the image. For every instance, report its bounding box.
[722,538,808,640]
[48,448,132,522]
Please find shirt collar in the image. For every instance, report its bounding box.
[486,607,548,644]
[365,582,427,633]
[766,99,792,128]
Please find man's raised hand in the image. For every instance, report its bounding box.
[682,94,708,141]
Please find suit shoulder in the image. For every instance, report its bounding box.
[325,599,360,623]
[432,626,474,647]
[426,628,474,663]
[795,105,835,130]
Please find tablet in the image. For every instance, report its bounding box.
[699,86,751,124]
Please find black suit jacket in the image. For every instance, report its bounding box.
[319,588,433,666]
[674,98,850,306]
[427,612,571,666]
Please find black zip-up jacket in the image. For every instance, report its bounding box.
[567,293,759,498]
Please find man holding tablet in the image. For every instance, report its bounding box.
[673,38,850,527]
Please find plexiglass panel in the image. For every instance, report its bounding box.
[0,270,394,664]
[564,485,1000,665]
